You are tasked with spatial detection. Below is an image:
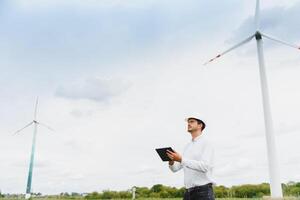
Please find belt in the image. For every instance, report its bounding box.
[187,183,213,193]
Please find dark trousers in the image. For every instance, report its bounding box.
[183,184,215,200]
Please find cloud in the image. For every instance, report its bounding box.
[133,165,163,175]
[232,2,300,44]
[0,0,245,72]
[242,123,300,139]
[55,77,131,102]
[216,2,300,61]
[215,158,254,178]
[14,0,155,10]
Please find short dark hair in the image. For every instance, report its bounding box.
[188,118,206,131]
[197,119,206,131]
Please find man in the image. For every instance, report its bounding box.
[166,116,215,200]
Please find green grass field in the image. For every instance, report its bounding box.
[2,198,300,200]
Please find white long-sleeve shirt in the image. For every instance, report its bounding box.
[169,133,215,189]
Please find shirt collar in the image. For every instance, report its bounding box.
[192,133,203,142]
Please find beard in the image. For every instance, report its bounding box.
[187,127,194,133]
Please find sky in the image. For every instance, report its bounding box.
[0,0,300,195]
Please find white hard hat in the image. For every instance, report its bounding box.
[185,116,206,130]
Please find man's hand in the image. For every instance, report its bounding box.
[169,160,174,165]
[166,150,182,163]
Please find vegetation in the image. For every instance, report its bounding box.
[1,182,300,199]
[83,182,300,199]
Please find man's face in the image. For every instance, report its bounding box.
[187,118,202,133]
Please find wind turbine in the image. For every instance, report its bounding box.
[204,0,299,198]
[13,98,54,199]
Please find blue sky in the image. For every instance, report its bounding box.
[1,0,300,195]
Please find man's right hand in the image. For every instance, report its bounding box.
[167,150,175,165]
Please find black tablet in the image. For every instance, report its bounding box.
[155,147,175,161]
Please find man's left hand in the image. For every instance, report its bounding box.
[166,150,182,162]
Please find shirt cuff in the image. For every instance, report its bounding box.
[181,157,187,166]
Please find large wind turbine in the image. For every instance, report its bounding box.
[13,98,54,199]
[204,0,299,198]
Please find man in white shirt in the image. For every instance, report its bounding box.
[166,116,215,200]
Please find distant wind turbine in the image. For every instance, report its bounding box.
[13,98,54,199]
[204,0,299,198]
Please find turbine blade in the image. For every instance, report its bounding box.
[261,33,300,50]
[255,0,260,30]
[204,34,255,65]
[34,97,39,121]
[37,122,55,132]
[13,122,34,135]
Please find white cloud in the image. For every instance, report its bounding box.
[14,0,155,10]
[232,1,300,45]
[55,77,131,102]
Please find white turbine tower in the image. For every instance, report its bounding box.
[204,0,299,198]
[13,98,54,199]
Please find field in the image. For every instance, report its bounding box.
[2,198,300,200]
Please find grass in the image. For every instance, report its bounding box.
[1,198,300,200]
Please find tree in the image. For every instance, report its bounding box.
[136,187,150,198]
[85,191,101,199]
[151,184,164,193]
[214,185,229,198]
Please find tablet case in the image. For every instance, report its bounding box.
[155,147,175,161]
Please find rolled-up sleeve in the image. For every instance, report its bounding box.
[169,162,183,172]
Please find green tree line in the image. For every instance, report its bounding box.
[84,182,300,199]
[2,182,299,199]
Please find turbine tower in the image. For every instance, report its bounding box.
[204,0,299,198]
[13,98,54,199]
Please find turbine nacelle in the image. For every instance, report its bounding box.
[255,31,262,40]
